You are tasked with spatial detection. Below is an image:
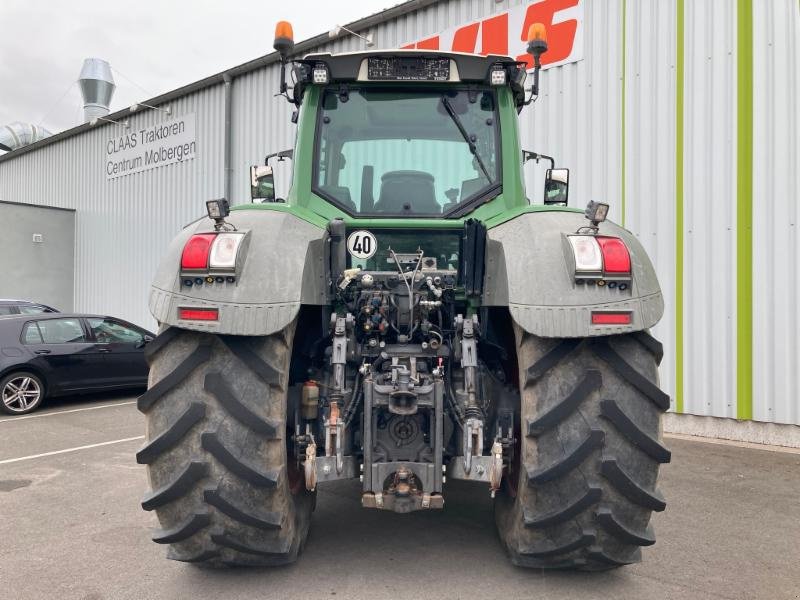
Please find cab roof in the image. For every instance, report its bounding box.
[300,50,520,83]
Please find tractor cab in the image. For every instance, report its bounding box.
[251,22,567,220]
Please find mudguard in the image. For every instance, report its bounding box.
[483,211,664,337]
[149,209,327,335]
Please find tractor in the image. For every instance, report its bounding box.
[137,20,670,570]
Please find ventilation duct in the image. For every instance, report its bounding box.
[0,122,53,152]
[78,58,116,123]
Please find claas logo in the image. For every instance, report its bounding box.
[402,0,583,70]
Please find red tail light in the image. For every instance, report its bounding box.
[178,307,219,321]
[591,312,632,325]
[181,234,217,270]
[596,236,631,274]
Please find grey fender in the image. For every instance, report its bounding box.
[483,211,664,337]
[149,209,327,335]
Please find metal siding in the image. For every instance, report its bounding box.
[752,0,800,424]
[682,0,738,419]
[0,0,798,426]
[0,87,226,330]
[624,0,678,407]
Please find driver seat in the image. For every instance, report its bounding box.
[374,170,439,213]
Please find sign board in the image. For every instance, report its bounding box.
[402,0,583,71]
[105,113,196,179]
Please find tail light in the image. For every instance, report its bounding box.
[181,234,216,270]
[595,236,631,273]
[567,235,603,274]
[209,233,244,269]
[567,235,631,280]
[180,232,245,272]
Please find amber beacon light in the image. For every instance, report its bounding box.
[274,21,295,56]
[526,22,548,98]
[527,23,548,56]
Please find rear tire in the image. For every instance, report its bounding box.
[495,327,671,570]
[0,371,45,415]
[137,324,314,567]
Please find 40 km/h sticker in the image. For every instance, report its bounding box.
[347,230,377,260]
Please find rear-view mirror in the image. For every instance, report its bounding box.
[250,165,275,202]
[544,168,569,206]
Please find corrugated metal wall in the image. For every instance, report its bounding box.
[752,0,800,424]
[1,0,799,426]
[682,0,739,419]
[0,87,226,329]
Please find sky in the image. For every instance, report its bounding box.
[0,0,393,134]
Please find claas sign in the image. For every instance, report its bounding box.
[402,0,583,70]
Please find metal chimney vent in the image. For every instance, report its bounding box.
[0,122,53,152]
[78,58,116,123]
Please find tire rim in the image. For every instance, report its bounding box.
[2,376,41,412]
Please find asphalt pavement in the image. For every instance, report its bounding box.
[1,394,799,600]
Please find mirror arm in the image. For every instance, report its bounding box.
[523,150,555,170]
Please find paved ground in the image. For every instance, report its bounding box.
[1,395,799,600]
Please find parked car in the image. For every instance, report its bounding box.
[0,299,59,315]
[0,313,154,414]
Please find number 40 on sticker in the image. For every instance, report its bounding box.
[347,230,377,260]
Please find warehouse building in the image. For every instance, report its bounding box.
[0,0,798,440]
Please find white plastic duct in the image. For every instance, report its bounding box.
[0,122,53,152]
[78,58,115,123]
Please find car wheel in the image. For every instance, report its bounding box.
[0,372,45,415]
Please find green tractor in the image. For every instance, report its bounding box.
[138,21,670,570]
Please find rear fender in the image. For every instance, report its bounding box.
[483,211,663,337]
[149,210,327,335]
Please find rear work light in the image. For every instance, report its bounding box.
[567,234,632,281]
[591,312,632,325]
[180,232,245,272]
[178,307,219,321]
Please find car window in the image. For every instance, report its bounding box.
[22,322,44,344]
[18,305,48,315]
[87,318,144,344]
[0,306,16,315]
[36,318,87,344]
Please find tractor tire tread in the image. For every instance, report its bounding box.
[152,511,211,544]
[140,328,314,567]
[526,370,602,436]
[137,342,213,412]
[203,372,280,437]
[136,402,206,465]
[600,399,671,463]
[496,330,669,571]
[141,461,208,511]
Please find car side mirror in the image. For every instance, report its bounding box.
[137,335,154,349]
[250,165,276,202]
[544,168,569,206]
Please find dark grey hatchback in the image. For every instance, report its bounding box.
[0,313,154,415]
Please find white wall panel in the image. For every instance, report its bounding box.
[682,0,738,419]
[752,0,800,424]
[625,0,678,407]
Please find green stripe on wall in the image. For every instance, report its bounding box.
[675,0,684,413]
[736,0,754,420]
[621,0,626,226]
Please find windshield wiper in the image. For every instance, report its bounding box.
[440,96,491,182]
